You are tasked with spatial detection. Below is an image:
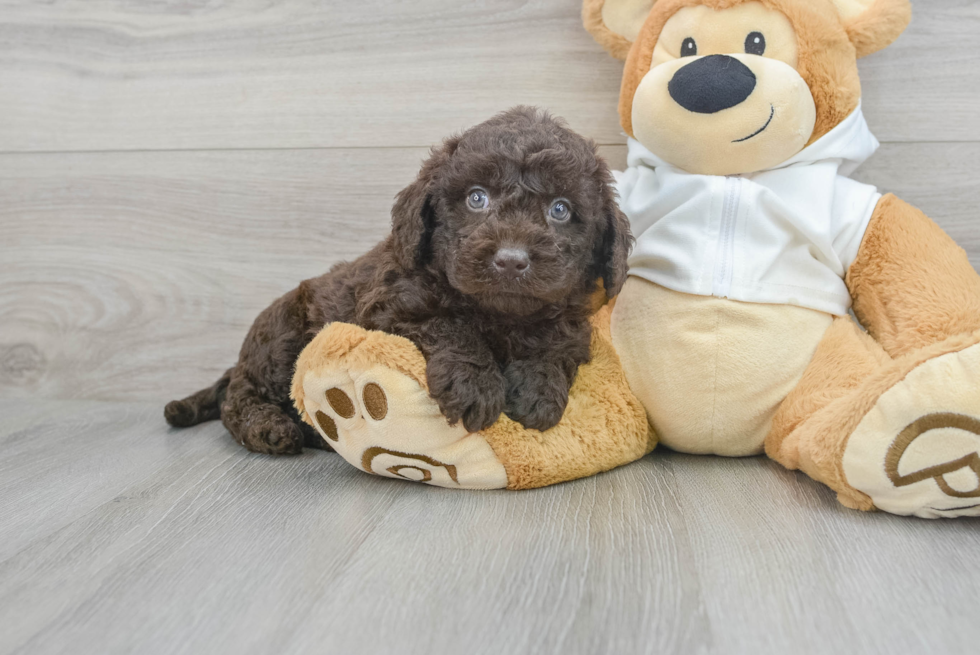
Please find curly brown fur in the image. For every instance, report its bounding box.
[165,107,633,454]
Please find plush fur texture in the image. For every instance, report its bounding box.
[617,0,862,145]
[586,0,909,142]
[767,325,980,512]
[165,107,632,454]
[612,278,833,457]
[588,0,911,59]
[480,303,657,489]
[847,194,980,358]
[583,0,649,60]
[766,317,890,509]
[840,0,911,58]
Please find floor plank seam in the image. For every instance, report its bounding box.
[0,140,974,157]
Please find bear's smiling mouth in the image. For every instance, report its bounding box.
[732,105,775,143]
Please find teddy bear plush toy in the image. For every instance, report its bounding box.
[584,0,980,518]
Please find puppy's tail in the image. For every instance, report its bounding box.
[164,368,233,428]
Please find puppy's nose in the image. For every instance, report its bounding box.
[668,54,757,114]
[493,248,530,278]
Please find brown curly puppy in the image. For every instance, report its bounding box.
[165,107,632,454]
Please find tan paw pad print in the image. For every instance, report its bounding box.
[845,342,980,518]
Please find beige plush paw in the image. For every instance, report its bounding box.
[291,323,509,489]
[843,342,980,518]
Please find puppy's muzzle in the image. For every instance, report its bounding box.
[493,248,530,279]
[668,54,757,114]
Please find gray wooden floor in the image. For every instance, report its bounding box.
[1,1,978,654]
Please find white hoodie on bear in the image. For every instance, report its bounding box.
[614,105,882,317]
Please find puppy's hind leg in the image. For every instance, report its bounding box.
[165,368,233,428]
[217,287,315,455]
[221,369,307,455]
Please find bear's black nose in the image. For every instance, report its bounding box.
[668,54,757,114]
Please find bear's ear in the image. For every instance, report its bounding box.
[830,0,912,58]
[582,0,656,60]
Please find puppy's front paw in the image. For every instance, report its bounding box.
[426,356,505,433]
[504,361,570,432]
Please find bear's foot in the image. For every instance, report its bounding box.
[290,323,509,489]
[771,329,980,518]
[289,307,654,491]
[843,340,980,519]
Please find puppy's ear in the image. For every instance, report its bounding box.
[596,201,633,299]
[391,137,459,270]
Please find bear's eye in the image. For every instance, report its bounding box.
[681,37,697,57]
[466,187,489,211]
[745,32,766,56]
[548,199,571,222]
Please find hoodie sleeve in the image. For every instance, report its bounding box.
[613,166,638,208]
[832,175,882,273]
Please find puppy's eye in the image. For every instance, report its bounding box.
[681,37,697,57]
[548,200,571,222]
[745,32,766,56]
[466,188,489,211]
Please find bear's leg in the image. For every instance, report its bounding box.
[847,193,980,356]
[768,196,980,517]
[766,318,892,511]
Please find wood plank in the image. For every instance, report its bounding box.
[0,399,225,562]
[0,401,703,655]
[668,454,980,655]
[859,0,980,144]
[0,0,976,153]
[3,142,979,403]
[0,147,415,403]
[0,0,625,152]
[0,401,976,654]
[0,397,65,442]
[277,458,710,655]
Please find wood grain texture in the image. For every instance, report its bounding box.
[668,455,980,655]
[0,147,411,402]
[2,143,979,403]
[0,0,977,153]
[0,400,977,655]
[0,399,223,562]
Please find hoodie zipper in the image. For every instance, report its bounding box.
[712,176,742,298]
